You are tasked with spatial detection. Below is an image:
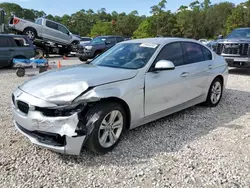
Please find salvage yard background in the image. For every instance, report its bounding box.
[0,57,250,187]
[1,0,250,39]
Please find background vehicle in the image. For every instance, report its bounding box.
[212,28,250,68]
[0,34,35,68]
[12,38,228,155]
[77,35,124,61]
[80,37,92,45]
[8,16,80,51]
[198,39,209,45]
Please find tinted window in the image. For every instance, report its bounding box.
[183,42,204,64]
[46,20,58,30]
[202,46,212,60]
[106,37,116,44]
[155,42,184,66]
[116,37,124,43]
[227,28,250,39]
[0,37,11,47]
[13,37,30,47]
[58,25,68,34]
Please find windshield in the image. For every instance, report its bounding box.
[227,29,250,39]
[91,43,159,69]
[90,37,107,45]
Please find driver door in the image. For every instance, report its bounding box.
[144,42,191,116]
[58,24,71,44]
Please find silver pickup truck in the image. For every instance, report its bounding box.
[8,17,80,51]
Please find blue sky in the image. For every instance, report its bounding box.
[0,0,246,16]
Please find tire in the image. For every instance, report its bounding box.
[35,47,45,58]
[23,28,37,40]
[94,51,101,58]
[83,102,126,154]
[70,41,79,52]
[79,56,87,62]
[16,68,25,77]
[204,77,223,107]
[39,67,47,73]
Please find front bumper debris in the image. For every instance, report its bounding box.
[224,57,250,67]
[12,88,87,155]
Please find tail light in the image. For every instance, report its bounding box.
[13,18,20,25]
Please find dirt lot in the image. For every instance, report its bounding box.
[0,58,250,188]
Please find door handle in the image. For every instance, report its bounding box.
[9,49,14,51]
[208,65,213,69]
[181,72,189,77]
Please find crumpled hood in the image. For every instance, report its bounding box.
[19,64,138,104]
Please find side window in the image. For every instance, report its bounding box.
[58,25,69,34]
[183,42,204,64]
[46,20,58,30]
[201,46,212,60]
[116,37,124,43]
[106,37,116,44]
[35,19,42,25]
[0,37,11,47]
[154,42,184,66]
[13,37,30,47]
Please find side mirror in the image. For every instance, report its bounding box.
[152,60,175,71]
[105,41,111,45]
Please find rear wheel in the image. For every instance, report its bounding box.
[23,28,37,40]
[35,47,45,58]
[84,102,126,154]
[204,77,223,107]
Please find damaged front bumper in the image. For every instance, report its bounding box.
[11,88,87,155]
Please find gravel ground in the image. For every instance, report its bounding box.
[1,61,250,188]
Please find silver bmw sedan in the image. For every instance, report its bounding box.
[11,38,228,155]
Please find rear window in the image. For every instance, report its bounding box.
[13,37,30,47]
[0,37,11,47]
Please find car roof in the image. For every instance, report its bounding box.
[121,37,199,45]
[233,28,250,30]
[96,35,124,38]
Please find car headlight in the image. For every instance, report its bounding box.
[85,46,93,50]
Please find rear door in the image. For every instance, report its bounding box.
[181,42,212,99]
[116,37,124,44]
[0,36,12,67]
[105,37,116,50]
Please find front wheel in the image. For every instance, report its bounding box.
[79,56,87,62]
[204,77,223,107]
[70,41,79,52]
[84,102,126,154]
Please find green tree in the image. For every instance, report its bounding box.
[226,5,247,34]
[90,22,113,37]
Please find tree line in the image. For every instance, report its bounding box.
[1,0,250,39]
